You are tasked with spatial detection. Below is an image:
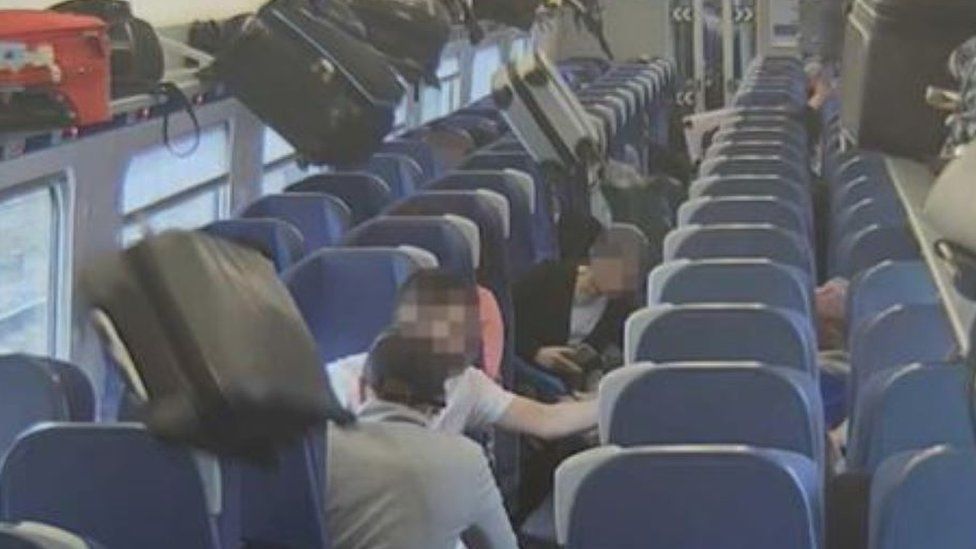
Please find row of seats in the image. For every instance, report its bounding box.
[555,56,829,548]
[821,89,975,546]
[0,56,677,548]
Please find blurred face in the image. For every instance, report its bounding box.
[396,290,480,362]
[587,243,639,297]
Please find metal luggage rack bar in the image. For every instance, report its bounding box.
[885,155,976,354]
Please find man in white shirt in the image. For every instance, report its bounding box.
[326,270,598,439]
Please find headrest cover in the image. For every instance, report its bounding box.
[396,245,440,270]
[502,169,536,214]
[475,189,511,239]
[443,214,481,269]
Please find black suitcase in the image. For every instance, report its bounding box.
[212,0,404,167]
[840,0,976,158]
[84,230,349,460]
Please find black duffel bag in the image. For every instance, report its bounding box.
[50,0,164,97]
[84,230,351,461]
[212,0,404,167]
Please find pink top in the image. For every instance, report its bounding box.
[477,286,505,382]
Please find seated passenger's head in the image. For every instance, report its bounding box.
[394,269,480,371]
[570,220,641,300]
[365,329,449,410]
[815,278,849,350]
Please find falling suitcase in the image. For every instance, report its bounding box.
[492,50,603,184]
[84,230,350,460]
[841,0,976,158]
[212,0,404,167]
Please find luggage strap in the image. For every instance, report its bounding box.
[152,82,201,158]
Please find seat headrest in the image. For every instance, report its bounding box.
[396,245,440,271]
[502,169,536,214]
[474,189,511,239]
[442,214,481,270]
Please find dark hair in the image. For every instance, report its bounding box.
[365,329,449,408]
[396,268,479,309]
[558,214,606,261]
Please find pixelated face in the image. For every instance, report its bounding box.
[396,289,480,360]
[589,243,639,296]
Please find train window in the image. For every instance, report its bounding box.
[421,55,462,123]
[0,179,65,355]
[394,98,409,131]
[261,128,327,194]
[471,44,503,100]
[122,125,231,244]
[510,36,529,60]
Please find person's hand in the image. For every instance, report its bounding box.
[534,346,584,378]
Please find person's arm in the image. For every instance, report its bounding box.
[496,394,598,440]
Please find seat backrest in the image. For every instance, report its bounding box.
[240,436,327,549]
[699,156,809,183]
[847,261,938,342]
[460,153,559,262]
[0,356,80,460]
[286,174,392,225]
[202,219,305,273]
[429,171,537,278]
[664,224,815,276]
[851,363,975,472]
[850,305,957,414]
[0,424,218,549]
[386,191,512,295]
[835,225,920,279]
[240,193,351,253]
[705,141,806,163]
[360,154,423,198]
[283,248,425,363]
[432,114,501,147]
[870,446,976,549]
[600,363,824,464]
[690,175,811,210]
[378,140,438,181]
[649,259,812,318]
[832,196,905,243]
[555,445,820,549]
[343,216,477,280]
[625,304,817,375]
[678,196,808,239]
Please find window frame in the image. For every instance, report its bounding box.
[0,175,68,357]
[121,124,232,240]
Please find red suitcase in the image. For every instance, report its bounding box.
[0,10,111,127]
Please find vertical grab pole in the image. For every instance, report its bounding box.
[692,0,706,112]
[722,0,736,106]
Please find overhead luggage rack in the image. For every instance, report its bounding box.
[884,155,976,353]
[0,36,220,161]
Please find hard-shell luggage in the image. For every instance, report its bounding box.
[84,230,350,461]
[50,0,164,97]
[0,10,110,129]
[840,0,976,158]
[492,50,603,182]
[212,0,404,167]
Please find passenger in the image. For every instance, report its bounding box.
[513,217,639,390]
[327,269,598,440]
[327,329,518,549]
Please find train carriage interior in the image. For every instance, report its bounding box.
[2,0,976,547]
